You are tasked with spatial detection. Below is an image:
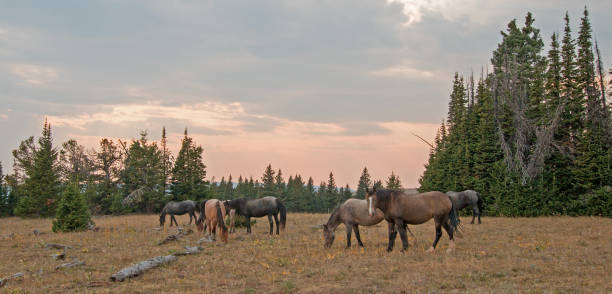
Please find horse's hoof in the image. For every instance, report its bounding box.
[386,248,393,252]
[425,247,435,253]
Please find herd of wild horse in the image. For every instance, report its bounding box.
[158,189,483,252]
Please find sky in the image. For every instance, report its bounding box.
[1,0,611,188]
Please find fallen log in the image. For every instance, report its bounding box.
[173,246,203,256]
[45,243,72,250]
[110,255,178,282]
[55,259,85,270]
[157,227,193,245]
[197,236,214,244]
[0,272,24,287]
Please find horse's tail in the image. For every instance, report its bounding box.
[277,199,286,231]
[216,202,228,233]
[448,196,460,233]
[197,200,208,225]
[476,192,484,215]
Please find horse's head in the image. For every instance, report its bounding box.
[322,224,335,248]
[365,187,378,217]
[196,219,204,232]
[220,227,229,243]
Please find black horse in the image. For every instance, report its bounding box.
[447,190,483,224]
[159,200,199,227]
[224,196,286,235]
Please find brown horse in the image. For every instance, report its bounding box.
[197,199,228,243]
[366,189,459,253]
[222,200,237,233]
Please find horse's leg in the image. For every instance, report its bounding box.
[273,213,280,235]
[345,224,352,248]
[353,225,364,247]
[246,216,252,234]
[427,217,443,253]
[267,215,274,235]
[442,221,455,253]
[395,219,409,251]
[189,212,193,225]
[212,219,217,241]
[476,205,482,224]
[386,221,397,252]
[471,205,476,224]
[171,215,178,226]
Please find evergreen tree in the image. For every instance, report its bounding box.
[385,172,402,190]
[261,164,276,196]
[15,119,61,217]
[356,167,372,198]
[92,138,121,214]
[0,162,7,216]
[304,177,316,212]
[52,183,93,232]
[275,169,286,197]
[326,172,338,208]
[372,180,384,190]
[120,131,165,213]
[560,12,582,143]
[170,129,207,201]
[342,184,352,202]
[160,126,173,197]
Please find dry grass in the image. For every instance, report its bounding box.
[1,214,611,293]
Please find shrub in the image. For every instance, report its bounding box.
[52,184,93,232]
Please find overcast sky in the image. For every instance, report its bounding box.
[1,0,611,188]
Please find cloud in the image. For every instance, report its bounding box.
[10,63,58,86]
[369,63,435,79]
[0,113,7,120]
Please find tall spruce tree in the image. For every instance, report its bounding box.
[170,129,207,201]
[0,162,7,216]
[15,120,61,217]
[356,167,372,198]
[326,172,338,208]
[261,164,276,196]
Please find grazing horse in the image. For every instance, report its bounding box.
[159,200,198,227]
[366,189,459,253]
[225,196,286,235]
[447,190,483,224]
[222,201,237,233]
[196,199,228,243]
[323,198,385,248]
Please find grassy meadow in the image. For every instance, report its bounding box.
[0,213,610,293]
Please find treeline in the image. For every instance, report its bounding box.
[419,9,611,217]
[0,124,405,217]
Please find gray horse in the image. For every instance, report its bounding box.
[224,196,286,235]
[447,190,483,224]
[159,200,199,227]
[323,198,384,248]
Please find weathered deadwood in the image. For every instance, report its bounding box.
[55,259,85,270]
[0,272,24,287]
[157,227,193,245]
[197,236,214,244]
[45,243,72,250]
[173,246,203,256]
[52,248,66,260]
[110,255,178,282]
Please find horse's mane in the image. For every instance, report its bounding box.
[375,189,398,201]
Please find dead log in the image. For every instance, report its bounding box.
[197,236,214,244]
[157,227,193,245]
[55,259,85,270]
[52,248,66,260]
[0,272,24,287]
[110,255,178,282]
[173,246,203,256]
[45,243,72,250]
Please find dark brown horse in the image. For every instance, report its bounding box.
[366,189,459,253]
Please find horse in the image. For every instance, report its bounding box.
[366,188,459,253]
[159,200,199,227]
[222,201,237,233]
[196,199,228,243]
[224,196,286,235]
[447,190,483,224]
[323,198,385,248]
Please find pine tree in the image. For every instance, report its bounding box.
[93,138,121,214]
[0,162,7,216]
[160,126,173,198]
[120,131,165,213]
[304,177,316,212]
[275,169,286,197]
[170,129,207,202]
[52,183,93,232]
[560,12,582,143]
[356,167,372,198]
[372,180,384,190]
[261,164,276,196]
[385,172,402,190]
[342,184,352,202]
[326,172,338,208]
[15,119,61,217]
